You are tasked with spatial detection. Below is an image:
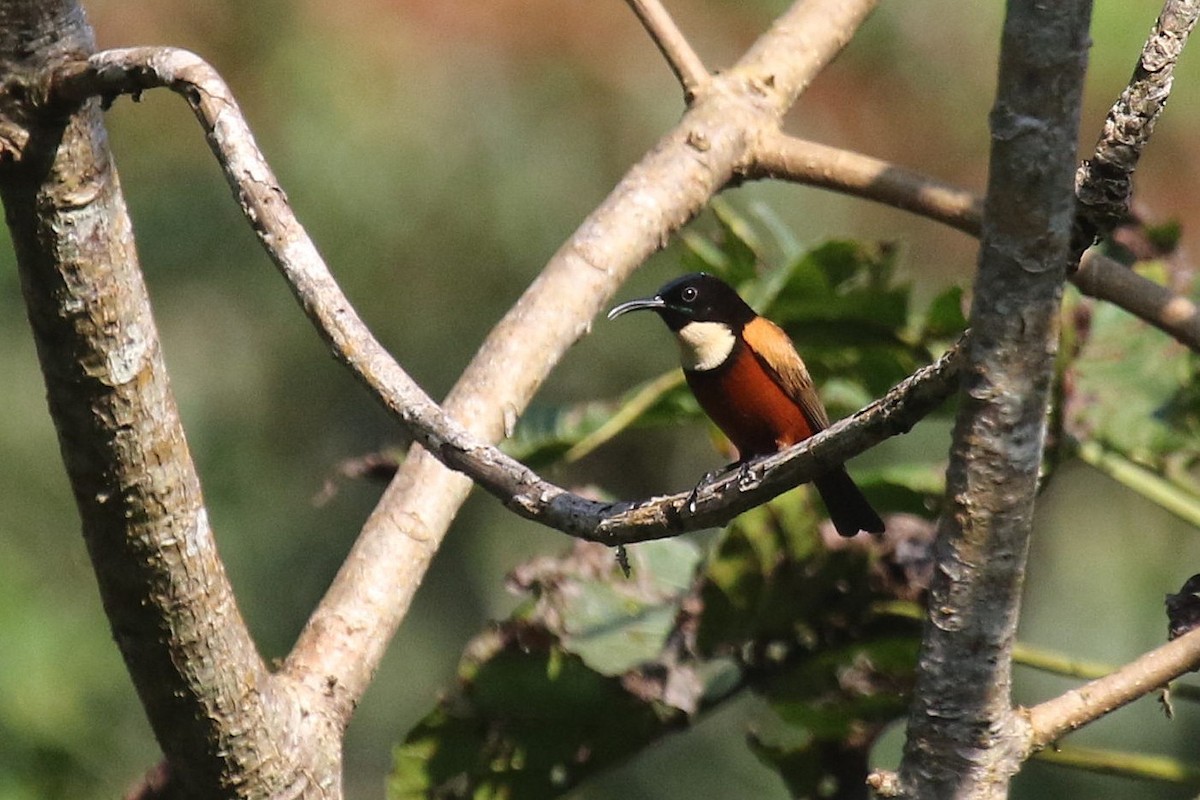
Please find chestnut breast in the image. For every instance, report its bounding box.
[683,338,819,459]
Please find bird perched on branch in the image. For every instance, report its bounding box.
[608,272,884,537]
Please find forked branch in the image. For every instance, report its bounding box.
[45,40,950,550]
[37,7,1200,787]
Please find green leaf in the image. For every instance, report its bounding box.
[504,375,699,468]
[390,539,709,800]
[709,197,763,287]
[695,490,889,657]
[1144,220,1183,253]
[748,734,871,800]
[768,241,910,332]
[1068,295,1200,467]
[389,631,672,800]
[922,285,969,342]
[525,538,703,676]
[851,462,947,519]
[748,637,917,798]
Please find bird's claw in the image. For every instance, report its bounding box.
[686,466,723,514]
[687,462,752,513]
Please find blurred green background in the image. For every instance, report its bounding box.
[2,1,1199,798]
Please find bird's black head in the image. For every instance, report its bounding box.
[607,273,757,332]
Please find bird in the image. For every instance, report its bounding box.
[608,272,884,537]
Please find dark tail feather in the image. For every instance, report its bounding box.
[814,468,885,537]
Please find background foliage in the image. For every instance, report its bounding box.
[2,2,1200,798]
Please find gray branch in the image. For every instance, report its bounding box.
[896,2,1094,798]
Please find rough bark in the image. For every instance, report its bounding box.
[1073,0,1200,257]
[0,2,338,797]
[896,1,1094,798]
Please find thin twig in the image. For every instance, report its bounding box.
[884,601,1200,703]
[624,0,709,100]
[1074,249,1200,351]
[1026,626,1200,751]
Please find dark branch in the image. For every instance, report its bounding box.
[897,1,1093,796]
[1073,0,1200,257]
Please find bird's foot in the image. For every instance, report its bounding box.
[686,461,749,513]
[734,459,760,491]
[686,466,722,514]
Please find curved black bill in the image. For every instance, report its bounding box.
[607,296,666,320]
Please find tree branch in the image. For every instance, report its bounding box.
[624,0,709,101]
[742,138,1200,353]
[1075,249,1200,350]
[287,0,882,715]
[1026,626,1200,751]
[481,339,962,543]
[897,2,1093,798]
[42,4,896,714]
[747,131,983,236]
[1073,0,1200,256]
[1,7,335,799]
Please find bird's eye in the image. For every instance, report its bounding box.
[681,286,699,302]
